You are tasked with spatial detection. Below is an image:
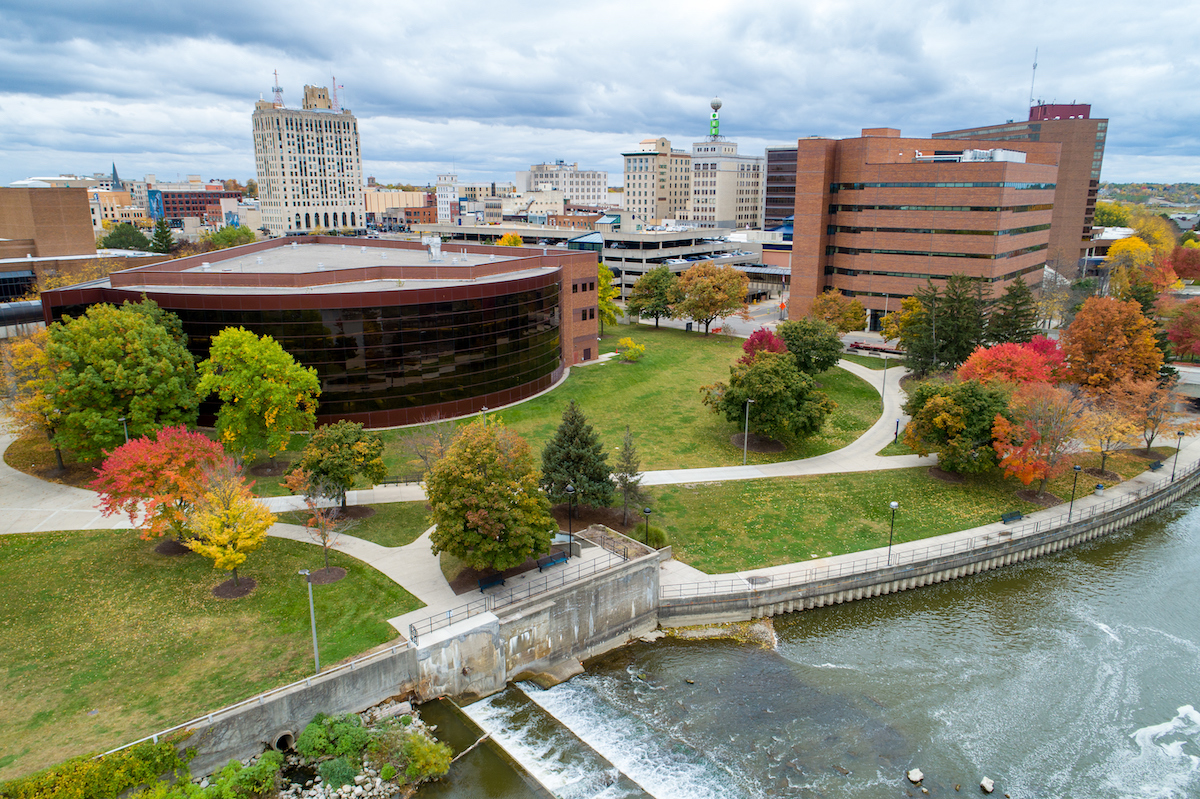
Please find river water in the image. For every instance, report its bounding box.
[437,491,1200,798]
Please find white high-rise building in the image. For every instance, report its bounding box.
[253,83,365,236]
[516,161,608,206]
[680,98,764,229]
[621,138,691,226]
[436,174,459,223]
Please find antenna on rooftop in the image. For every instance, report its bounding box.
[272,69,285,108]
[707,97,724,141]
[331,75,344,111]
[1028,48,1038,108]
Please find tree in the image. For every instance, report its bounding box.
[903,379,1012,474]
[91,425,230,541]
[597,263,619,335]
[1106,237,1155,300]
[675,261,749,334]
[1061,296,1162,392]
[426,418,554,572]
[45,299,199,462]
[284,467,358,571]
[401,415,459,475]
[197,327,321,461]
[496,233,524,247]
[992,383,1085,496]
[1078,401,1138,474]
[739,327,787,365]
[540,400,613,511]
[1167,298,1200,361]
[1093,201,1130,228]
[204,225,255,250]
[613,426,647,526]
[896,276,988,372]
[881,296,922,343]
[957,341,1056,385]
[149,219,174,254]
[626,265,681,328]
[775,318,842,375]
[2,328,54,438]
[21,256,127,298]
[292,421,387,510]
[616,336,645,362]
[245,179,258,199]
[987,279,1039,344]
[186,461,275,587]
[1129,209,1176,256]
[100,223,152,251]
[702,350,833,442]
[1112,377,1195,452]
[808,290,866,333]
[1168,244,1200,281]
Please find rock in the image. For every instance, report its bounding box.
[980,776,995,794]
[352,786,364,797]
[686,678,695,684]
[833,765,850,775]
[354,775,366,785]
[907,768,924,784]
[956,786,961,791]
[922,789,929,795]
[199,779,210,789]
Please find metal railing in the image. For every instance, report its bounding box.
[377,473,423,486]
[661,455,1200,600]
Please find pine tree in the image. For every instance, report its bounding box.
[987,279,1039,344]
[613,426,647,525]
[150,219,175,254]
[540,400,613,513]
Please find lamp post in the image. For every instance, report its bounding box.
[564,483,575,557]
[743,398,755,465]
[297,570,320,674]
[1068,464,1082,521]
[887,501,899,566]
[894,418,900,444]
[882,355,889,401]
[1173,431,1185,481]
[118,416,129,444]
[643,507,652,545]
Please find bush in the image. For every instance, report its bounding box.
[295,713,368,761]
[1,739,190,799]
[295,715,333,759]
[379,764,397,782]
[317,757,358,790]
[645,524,669,549]
[367,723,452,786]
[211,751,283,798]
[617,337,645,362]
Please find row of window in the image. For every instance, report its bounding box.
[833,182,1056,191]
[826,242,1048,259]
[831,223,1051,237]
[825,261,1046,283]
[831,203,1054,214]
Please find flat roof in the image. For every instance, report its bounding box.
[183,242,517,275]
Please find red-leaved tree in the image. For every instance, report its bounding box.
[91,426,230,541]
[1169,245,1200,281]
[992,383,1085,496]
[739,327,787,365]
[958,342,1053,384]
[1167,298,1200,361]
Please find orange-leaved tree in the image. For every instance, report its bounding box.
[1061,296,1162,392]
[1167,298,1200,361]
[958,341,1055,385]
[992,383,1085,496]
[809,290,866,333]
[1111,377,1197,453]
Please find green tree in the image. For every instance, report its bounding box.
[613,426,646,525]
[776,318,842,375]
[1093,200,1130,228]
[149,219,175,254]
[597,262,619,335]
[901,276,988,372]
[426,418,554,572]
[987,279,1039,344]
[675,261,750,334]
[540,400,614,512]
[626,265,680,328]
[204,225,255,250]
[292,420,387,509]
[197,327,321,461]
[44,300,199,461]
[100,223,152,251]
[702,350,834,442]
[903,379,1012,474]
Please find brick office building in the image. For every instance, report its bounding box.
[788,128,1059,328]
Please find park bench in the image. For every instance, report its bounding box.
[537,551,569,572]
[1148,461,1164,471]
[1001,511,1023,525]
[478,574,506,593]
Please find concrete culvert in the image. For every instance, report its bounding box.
[271,730,295,751]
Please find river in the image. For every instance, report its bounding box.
[429,491,1200,798]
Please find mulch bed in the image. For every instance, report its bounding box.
[731,433,787,454]
[1084,467,1122,482]
[334,505,376,520]
[249,461,291,477]
[447,554,555,596]
[928,466,965,483]
[154,538,192,556]
[212,577,257,599]
[1125,449,1165,461]
[1016,489,1063,507]
[308,566,347,585]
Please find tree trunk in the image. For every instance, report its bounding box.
[232,567,240,586]
[655,315,660,329]
[341,491,348,511]
[323,544,331,571]
[622,496,629,526]
[1100,449,1108,473]
[1037,475,1050,497]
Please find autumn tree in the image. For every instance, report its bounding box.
[626,265,681,328]
[2,328,55,440]
[149,219,175,254]
[1106,237,1156,300]
[401,415,459,476]
[987,279,1039,344]
[425,418,554,572]
[91,425,230,541]
[1129,209,1176,256]
[776,318,842,375]
[186,461,276,587]
[702,350,833,443]
[197,327,320,462]
[496,233,524,247]
[957,341,1056,385]
[100,223,152,251]
[1061,296,1162,391]
[808,290,866,333]
[881,295,922,343]
[903,379,1012,474]
[540,400,613,512]
[1166,298,1200,361]
[675,261,750,335]
[204,225,255,250]
[992,383,1085,496]
[292,420,387,510]
[45,299,199,461]
[1093,201,1129,228]
[245,179,258,199]
[1078,401,1138,474]
[1168,243,1200,281]
[613,426,647,526]
[739,327,787,365]
[284,467,358,572]
[1112,377,1195,452]
[597,263,619,335]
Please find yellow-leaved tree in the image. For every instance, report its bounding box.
[881,296,922,343]
[187,461,276,590]
[496,233,524,247]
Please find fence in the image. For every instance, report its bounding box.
[378,473,423,486]
[661,454,1200,600]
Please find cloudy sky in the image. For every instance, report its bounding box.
[1,0,1196,189]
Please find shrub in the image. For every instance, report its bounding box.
[295,715,333,759]
[367,723,452,785]
[317,757,357,790]
[379,764,397,782]
[210,751,283,798]
[1,739,190,799]
[617,337,645,362]
[296,713,368,761]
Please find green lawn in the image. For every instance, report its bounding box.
[0,530,423,781]
[839,352,900,370]
[649,447,1173,574]
[277,501,431,548]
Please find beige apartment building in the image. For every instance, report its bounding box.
[253,84,365,235]
[518,161,608,206]
[681,139,765,229]
[621,138,692,226]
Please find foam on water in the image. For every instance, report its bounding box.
[1106,705,1200,798]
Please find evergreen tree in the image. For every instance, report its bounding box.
[613,426,647,525]
[987,279,1039,344]
[540,400,613,513]
[902,276,988,372]
[150,219,175,254]
[100,223,152,251]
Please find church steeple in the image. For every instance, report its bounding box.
[111,162,123,191]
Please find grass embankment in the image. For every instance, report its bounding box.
[650,447,1175,574]
[0,530,423,781]
[276,501,431,548]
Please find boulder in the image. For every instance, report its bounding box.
[980,776,995,794]
[907,768,924,784]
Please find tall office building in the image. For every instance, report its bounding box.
[765,146,798,230]
[253,82,365,236]
[518,162,608,206]
[788,128,1059,326]
[621,138,692,225]
[933,103,1106,269]
[678,99,765,229]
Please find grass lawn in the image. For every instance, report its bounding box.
[276,501,432,548]
[839,352,900,371]
[381,325,881,472]
[649,447,1174,574]
[0,530,423,781]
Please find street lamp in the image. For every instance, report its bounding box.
[882,355,889,400]
[118,416,129,444]
[564,483,575,557]
[1068,464,1082,521]
[1173,431,1185,481]
[297,570,320,674]
[887,501,899,565]
[743,398,755,465]
[643,507,652,545]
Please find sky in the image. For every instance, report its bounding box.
[1,0,1196,189]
